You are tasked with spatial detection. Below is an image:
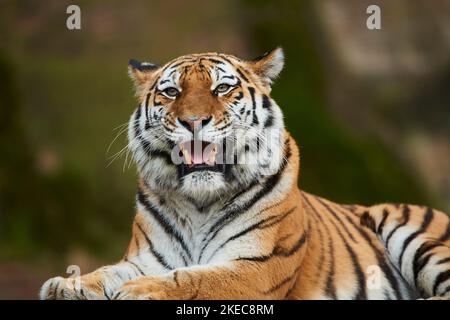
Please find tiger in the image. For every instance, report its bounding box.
[39,48,450,300]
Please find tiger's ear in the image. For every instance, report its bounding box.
[128,59,160,88]
[249,47,284,85]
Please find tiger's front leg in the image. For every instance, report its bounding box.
[39,259,151,300]
[113,260,292,300]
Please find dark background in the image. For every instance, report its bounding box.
[0,0,449,299]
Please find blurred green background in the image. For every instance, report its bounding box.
[0,0,449,299]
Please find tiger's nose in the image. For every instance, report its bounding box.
[178,115,212,133]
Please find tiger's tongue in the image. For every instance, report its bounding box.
[181,141,210,165]
[191,147,204,164]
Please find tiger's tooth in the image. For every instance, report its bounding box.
[184,150,192,165]
[180,144,192,165]
[205,156,214,165]
[206,144,218,165]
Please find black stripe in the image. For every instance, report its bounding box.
[385,205,411,248]
[414,253,433,290]
[167,69,177,77]
[261,95,270,108]
[439,221,450,242]
[442,285,450,295]
[134,233,141,257]
[315,197,357,242]
[48,282,55,299]
[275,232,308,256]
[79,287,87,300]
[237,68,249,82]
[218,55,236,65]
[377,209,389,235]
[149,76,160,91]
[248,87,259,126]
[125,259,146,276]
[207,207,296,262]
[413,241,442,288]
[343,244,367,299]
[284,282,297,299]
[137,188,192,262]
[341,242,367,299]
[203,199,282,232]
[234,91,244,101]
[216,121,232,132]
[432,269,450,296]
[398,207,434,271]
[135,221,174,270]
[237,231,308,262]
[133,106,145,147]
[263,266,301,295]
[311,216,326,283]
[360,211,377,232]
[163,60,193,71]
[236,254,272,262]
[102,283,111,300]
[252,113,259,125]
[262,94,274,128]
[216,67,226,74]
[263,275,294,295]
[245,109,251,122]
[436,257,450,265]
[207,58,225,65]
[55,281,63,299]
[313,197,367,299]
[144,93,151,130]
[335,205,404,300]
[301,194,337,299]
[264,112,274,128]
[381,288,392,300]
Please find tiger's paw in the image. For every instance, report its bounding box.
[39,276,105,300]
[113,276,178,300]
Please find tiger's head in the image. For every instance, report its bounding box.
[128,48,286,204]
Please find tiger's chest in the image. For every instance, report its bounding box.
[150,200,269,267]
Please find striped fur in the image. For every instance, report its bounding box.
[40,49,450,300]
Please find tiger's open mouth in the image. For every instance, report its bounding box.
[177,140,227,177]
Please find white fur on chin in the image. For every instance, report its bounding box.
[180,171,227,203]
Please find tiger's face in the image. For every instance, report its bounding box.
[128,49,285,203]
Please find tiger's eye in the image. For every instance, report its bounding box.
[163,87,179,98]
[215,84,231,93]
